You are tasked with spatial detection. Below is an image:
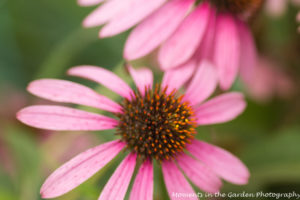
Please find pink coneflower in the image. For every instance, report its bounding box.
[80,0,263,90]
[17,63,249,199]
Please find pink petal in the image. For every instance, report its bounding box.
[238,21,257,85]
[177,153,222,193]
[129,159,153,200]
[184,61,218,105]
[99,153,137,200]
[161,59,196,94]
[159,2,211,70]
[213,13,241,90]
[124,0,195,60]
[40,140,125,198]
[17,105,118,131]
[83,0,129,27]
[28,79,121,113]
[68,65,133,99]
[162,161,197,200]
[78,0,104,7]
[100,0,167,37]
[127,65,153,96]
[187,140,250,185]
[195,92,246,125]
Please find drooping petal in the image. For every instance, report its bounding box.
[83,0,129,27]
[99,153,137,200]
[68,65,133,99]
[129,159,153,200]
[40,140,125,198]
[184,61,217,105]
[17,105,118,131]
[127,65,153,96]
[177,153,222,193]
[195,92,246,125]
[238,21,257,85]
[187,140,250,185]
[28,79,121,113]
[159,2,211,70]
[100,0,167,37]
[213,13,241,90]
[162,161,197,200]
[161,59,196,94]
[124,0,195,60]
[78,0,104,7]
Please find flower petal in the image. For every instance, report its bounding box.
[78,0,104,7]
[195,92,246,125]
[238,21,257,85]
[17,105,118,131]
[68,65,133,99]
[213,13,241,90]
[184,61,218,105]
[129,159,153,200]
[40,140,125,198]
[28,79,121,113]
[83,0,129,27]
[100,0,167,37]
[127,65,153,96]
[99,153,137,200]
[124,0,195,60]
[177,153,222,193]
[159,2,211,70]
[187,140,250,185]
[162,161,197,200]
[161,59,196,94]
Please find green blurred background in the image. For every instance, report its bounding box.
[0,0,300,199]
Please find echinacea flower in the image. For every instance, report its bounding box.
[80,0,262,90]
[17,62,249,199]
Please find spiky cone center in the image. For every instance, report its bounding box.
[210,0,263,18]
[116,85,196,162]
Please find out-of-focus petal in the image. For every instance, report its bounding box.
[162,161,197,200]
[28,79,121,113]
[124,0,195,60]
[161,59,196,94]
[195,92,246,125]
[177,153,222,193]
[187,140,250,185]
[99,153,137,200]
[213,13,240,90]
[159,2,211,70]
[100,0,167,37]
[17,105,118,131]
[129,160,153,200]
[127,65,153,96]
[40,140,125,198]
[68,65,133,99]
[78,0,104,7]
[184,61,217,105]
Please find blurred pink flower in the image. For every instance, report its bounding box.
[297,11,300,33]
[17,63,248,199]
[80,0,262,90]
[265,0,300,17]
[243,57,295,102]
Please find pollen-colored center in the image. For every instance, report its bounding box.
[211,0,263,16]
[116,85,196,162]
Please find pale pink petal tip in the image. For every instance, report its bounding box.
[127,65,153,96]
[99,153,137,200]
[195,92,246,125]
[17,105,118,131]
[78,0,104,7]
[187,140,250,185]
[162,161,197,200]
[40,140,125,198]
[177,153,222,193]
[130,159,153,200]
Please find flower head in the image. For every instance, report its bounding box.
[80,0,262,90]
[17,63,249,199]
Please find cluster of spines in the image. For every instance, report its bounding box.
[115,84,196,162]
